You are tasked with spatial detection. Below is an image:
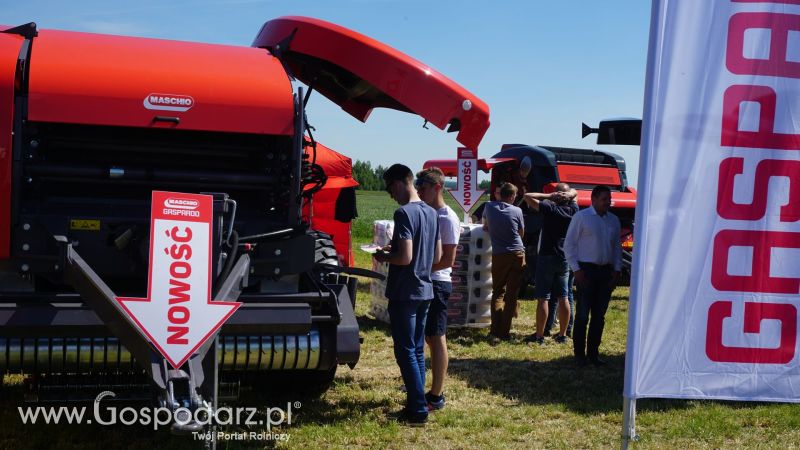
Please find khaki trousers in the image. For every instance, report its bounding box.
[490,250,526,338]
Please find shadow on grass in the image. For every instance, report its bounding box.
[356,314,391,336]
[448,355,691,415]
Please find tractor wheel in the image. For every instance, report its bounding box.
[309,230,357,307]
[310,230,339,266]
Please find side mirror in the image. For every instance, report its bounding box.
[582,119,642,145]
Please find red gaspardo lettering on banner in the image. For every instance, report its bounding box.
[706,2,800,364]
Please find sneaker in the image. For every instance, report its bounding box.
[525,335,545,345]
[554,335,568,344]
[543,329,552,337]
[589,356,607,367]
[394,409,428,427]
[426,392,446,411]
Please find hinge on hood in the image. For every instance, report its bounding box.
[2,22,38,39]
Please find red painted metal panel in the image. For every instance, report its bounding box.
[557,164,622,186]
[543,182,637,209]
[0,34,23,259]
[28,29,293,135]
[574,190,637,209]
[254,17,491,149]
[423,158,513,177]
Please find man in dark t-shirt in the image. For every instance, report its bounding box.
[374,164,441,426]
[523,183,578,345]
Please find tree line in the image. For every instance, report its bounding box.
[352,160,490,191]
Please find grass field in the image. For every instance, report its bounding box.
[2,190,798,449]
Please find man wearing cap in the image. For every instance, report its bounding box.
[374,163,441,425]
[415,167,460,411]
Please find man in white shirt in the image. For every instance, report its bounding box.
[415,167,460,411]
[564,185,622,367]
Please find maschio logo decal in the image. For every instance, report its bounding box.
[143,94,194,112]
[164,198,199,210]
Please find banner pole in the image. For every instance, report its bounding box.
[620,396,638,450]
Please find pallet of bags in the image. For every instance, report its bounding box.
[447,224,493,328]
[368,221,494,328]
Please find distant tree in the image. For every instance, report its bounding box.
[352,160,389,190]
[373,164,386,189]
[478,179,491,189]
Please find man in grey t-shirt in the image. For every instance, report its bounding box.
[374,164,441,425]
[483,182,526,340]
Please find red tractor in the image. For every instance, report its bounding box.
[0,17,489,431]
[425,139,636,282]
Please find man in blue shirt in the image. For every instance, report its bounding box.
[374,164,441,426]
[483,182,526,340]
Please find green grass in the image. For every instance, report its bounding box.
[2,190,798,449]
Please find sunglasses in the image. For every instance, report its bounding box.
[414,178,437,189]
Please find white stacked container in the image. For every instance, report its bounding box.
[448,224,493,327]
[367,220,393,323]
[368,221,493,328]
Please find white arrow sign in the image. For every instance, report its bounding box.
[116,191,241,369]
[447,147,484,214]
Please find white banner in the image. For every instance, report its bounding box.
[625,0,800,401]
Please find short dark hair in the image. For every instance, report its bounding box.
[591,185,611,198]
[383,164,413,187]
[499,182,517,198]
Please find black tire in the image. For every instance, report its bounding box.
[310,230,339,266]
[308,229,357,307]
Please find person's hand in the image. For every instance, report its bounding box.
[609,271,621,290]
[373,250,388,263]
[573,269,587,286]
[381,245,392,252]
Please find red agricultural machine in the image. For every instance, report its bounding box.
[0,16,489,434]
[425,136,637,280]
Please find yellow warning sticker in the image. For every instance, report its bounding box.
[70,219,101,231]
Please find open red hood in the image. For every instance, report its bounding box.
[253,16,490,149]
[423,158,514,177]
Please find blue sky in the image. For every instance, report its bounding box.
[2,0,651,186]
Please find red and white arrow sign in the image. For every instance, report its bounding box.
[116,191,241,369]
[447,147,484,213]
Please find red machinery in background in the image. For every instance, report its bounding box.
[0,16,489,434]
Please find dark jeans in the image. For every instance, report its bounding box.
[573,263,613,359]
[425,281,451,337]
[545,271,575,335]
[388,299,431,416]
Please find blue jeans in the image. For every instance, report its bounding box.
[545,271,575,335]
[388,299,431,416]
